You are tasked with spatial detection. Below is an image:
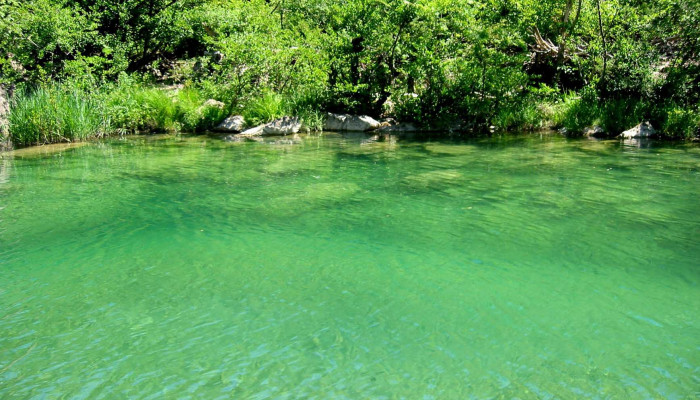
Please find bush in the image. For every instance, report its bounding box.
[598,98,648,135]
[175,88,228,132]
[102,77,227,133]
[657,106,700,139]
[554,92,599,135]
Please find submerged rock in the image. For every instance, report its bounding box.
[268,134,303,146]
[402,169,464,189]
[620,122,656,139]
[324,113,381,131]
[424,143,476,156]
[10,142,88,158]
[263,116,302,135]
[264,149,333,174]
[265,182,362,216]
[215,115,245,132]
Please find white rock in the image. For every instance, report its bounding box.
[620,122,656,139]
[323,113,381,131]
[262,116,302,135]
[214,115,245,132]
[238,124,265,136]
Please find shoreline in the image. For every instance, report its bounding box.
[3,128,698,156]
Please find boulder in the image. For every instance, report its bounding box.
[238,124,265,136]
[323,113,381,131]
[263,116,301,135]
[584,125,605,138]
[214,115,245,132]
[620,122,656,139]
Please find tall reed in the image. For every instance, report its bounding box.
[9,86,105,146]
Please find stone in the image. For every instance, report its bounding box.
[202,99,225,109]
[377,122,419,132]
[214,115,245,132]
[584,125,605,137]
[402,169,464,190]
[620,122,656,139]
[323,113,381,132]
[10,142,88,157]
[238,124,265,136]
[424,143,476,156]
[264,182,361,217]
[269,134,303,146]
[262,116,302,135]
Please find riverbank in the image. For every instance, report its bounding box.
[2,82,698,151]
[3,0,698,149]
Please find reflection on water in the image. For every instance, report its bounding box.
[0,157,9,186]
[0,133,698,398]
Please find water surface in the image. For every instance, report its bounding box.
[1,133,698,398]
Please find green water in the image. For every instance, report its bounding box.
[1,133,698,399]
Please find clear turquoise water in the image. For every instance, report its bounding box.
[0,133,698,399]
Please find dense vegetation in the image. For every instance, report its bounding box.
[0,0,698,145]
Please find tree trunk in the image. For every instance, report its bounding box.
[555,0,583,85]
[596,0,608,94]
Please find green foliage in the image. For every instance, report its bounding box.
[559,94,599,136]
[2,0,699,144]
[491,102,545,132]
[8,85,105,146]
[242,91,287,128]
[654,105,700,139]
[598,99,649,135]
[175,88,228,132]
[100,75,227,133]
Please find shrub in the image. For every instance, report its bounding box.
[598,98,648,135]
[103,77,227,133]
[658,107,700,139]
[556,92,598,136]
[175,88,228,132]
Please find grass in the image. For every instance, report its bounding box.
[242,91,287,127]
[653,105,700,139]
[7,80,230,147]
[5,80,698,148]
[9,86,105,146]
[491,102,546,132]
[241,90,325,131]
